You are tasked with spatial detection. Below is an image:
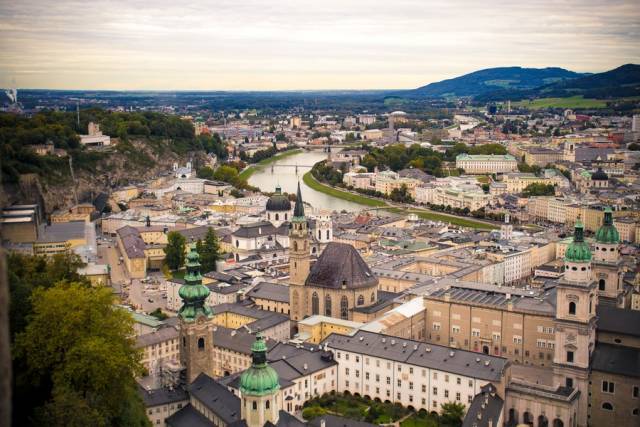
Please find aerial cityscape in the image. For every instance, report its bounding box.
[1,1,639,427]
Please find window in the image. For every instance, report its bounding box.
[433,387,438,396]
[397,379,402,387]
[567,351,574,363]
[456,392,460,401]
[340,296,349,320]
[422,385,426,392]
[599,279,605,291]
[444,390,449,398]
[633,386,639,398]
[569,301,576,315]
[266,400,270,409]
[468,380,473,387]
[371,293,375,303]
[311,292,319,315]
[325,295,332,317]
[456,377,461,385]
[365,372,369,380]
[357,295,364,306]
[602,402,613,411]
[602,381,615,394]
[198,337,205,350]
[397,393,401,400]
[252,402,257,410]
[409,382,413,390]
[345,368,349,375]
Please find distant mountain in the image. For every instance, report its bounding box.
[409,67,584,98]
[537,63,640,98]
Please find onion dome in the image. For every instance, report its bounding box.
[591,167,608,181]
[178,245,213,322]
[565,220,592,263]
[595,207,620,244]
[266,185,291,212]
[292,181,305,220]
[239,333,280,396]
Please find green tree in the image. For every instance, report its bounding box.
[196,227,221,273]
[302,406,327,420]
[522,183,555,197]
[390,184,413,203]
[440,402,465,427]
[164,231,186,270]
[196,166,215,180]
[13,283,150,427]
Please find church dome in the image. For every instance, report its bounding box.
[266,185,291,212]
[305,242,378,289]
[565,220,592,263]
[239,333,280,396]
[178,245,213,321]
[591,167,608,181]
[595,207,620,244]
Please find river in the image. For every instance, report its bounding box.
[247,150,363,212]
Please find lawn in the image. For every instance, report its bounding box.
[385,207,498,230]
[238,148,303,180]
[475,175,490,184]
[302,172,387,207]
[511,96,608,110]
[400,412,440,427]
[302,393,410,424]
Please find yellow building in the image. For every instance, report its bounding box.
[33,221,87,256]
[297,315,362,344]
[246,282,290,315]
[78,263,111,286]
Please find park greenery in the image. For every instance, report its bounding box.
[8,252,149,427]
[301,393,465,427]
[164,231,187,270]
[522,183,556,197]
[196,227,222,272]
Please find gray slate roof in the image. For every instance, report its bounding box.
[139,385,188,407]
[166,404,213,427]
[596,305,640,338]
[189,373,241,424]
[305,242,378,290]
[591,342,640,378]
[247,282,290,303]
[322,330,508,382]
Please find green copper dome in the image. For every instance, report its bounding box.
[239,333,280,396]
[595,207,620,244]
[565,220,592,263]
[178,245,213,322]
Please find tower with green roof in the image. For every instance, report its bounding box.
[240,333,280,427]
[592,207,623,304]
[289,182,310,321]
[553,219,597,427]
[178,245,215,383]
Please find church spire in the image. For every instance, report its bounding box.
[293,181,305,219]
[178,245,213,322]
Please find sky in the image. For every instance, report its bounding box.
[0,0,639,90]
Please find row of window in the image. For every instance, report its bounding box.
[342,381,474,405]
[310,292,375,318]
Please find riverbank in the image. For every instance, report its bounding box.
[239,148,303,180]
[303,171,498,230]
[302,172,386,207]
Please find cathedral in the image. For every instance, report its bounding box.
[287,183,379,323]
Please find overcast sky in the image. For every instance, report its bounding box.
[0,0,638,90]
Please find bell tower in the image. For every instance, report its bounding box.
[553,220,597,427]
[289,182,310,321]
[178,245,215,384]
[240,333,280,427]
[592,207,623,306]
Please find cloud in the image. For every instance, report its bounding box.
[0,0,638,89]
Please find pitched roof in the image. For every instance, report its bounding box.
[247,282,290,303]
[189,374,241,425]
[166,404,213,427]
[591,342,640,378]
[597,306,640,338]
[462,384,504,427]
[305,242,378,290]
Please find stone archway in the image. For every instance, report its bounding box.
[552,419,563,427]
[538,415,549,427]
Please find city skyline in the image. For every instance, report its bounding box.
[1,0,639,90]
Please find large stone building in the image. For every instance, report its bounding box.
[455,153,518,174]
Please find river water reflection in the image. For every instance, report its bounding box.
[247,150,363,212]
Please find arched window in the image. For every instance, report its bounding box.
[318,230,321,239]
[568,301,576,315]
[371,293,375,303]
[599,279,605,291]
[312,292,319,315]
[275,213,279,221]
[253,401,257,410]
[182,337,186,347]
[589,296,593,314]
[293,241,298,251]
[266,400,270,409]
[235,240,239,247]
[340,296,349,320]
[285,213,288,220]
[198,337,205,350]
[325,295,332,317]
[357,295,364,306]
[326,229,330,239]
[602,402,613,411]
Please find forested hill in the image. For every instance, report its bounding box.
[0,109,227,212]
[409,67,584,98]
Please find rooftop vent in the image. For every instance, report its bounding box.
[391,339,396,345]
[359,336,364,341]
[425,347,431,353]
[449,351,455,357]
[484,360,490,366]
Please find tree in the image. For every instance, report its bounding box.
[196,228,221,273]
[440,402,465,427]
[196,166,215,180]
[13,283,149,427]
[522,183,555,198]
[164,231,186,270]
[390,184,413,203]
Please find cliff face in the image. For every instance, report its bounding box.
[4,139,207,214]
